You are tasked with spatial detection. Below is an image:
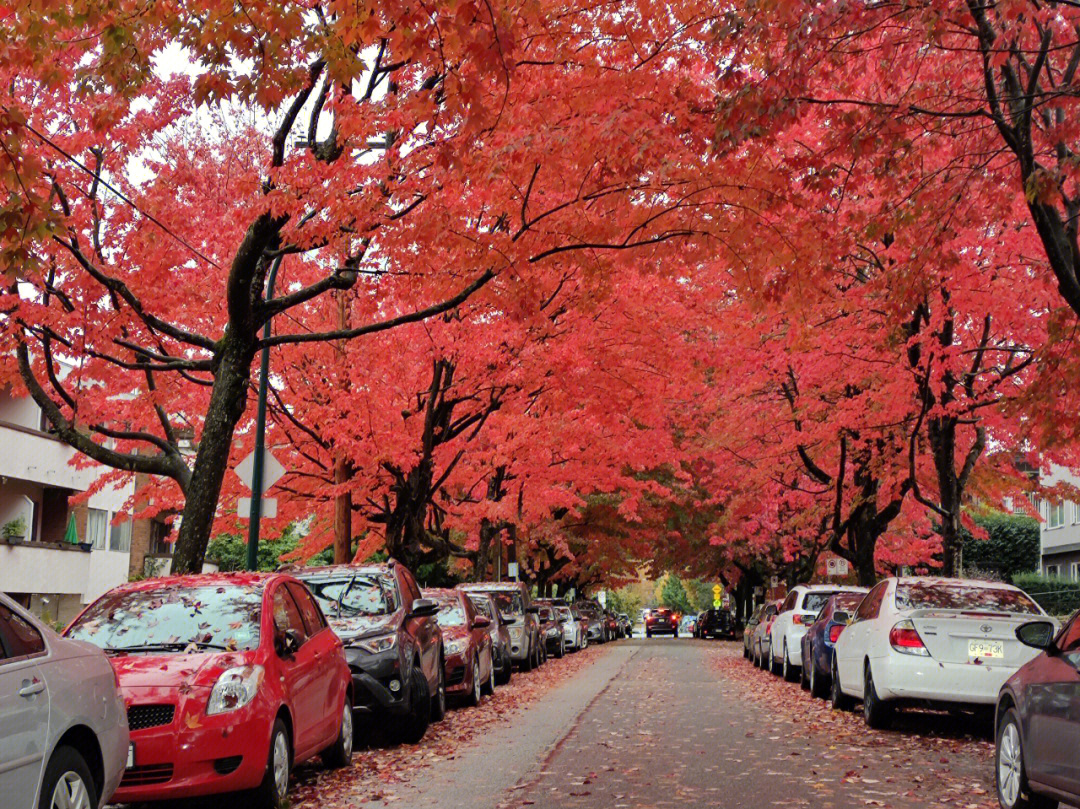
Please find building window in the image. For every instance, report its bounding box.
[1046,564,1060,577]
[86,508,108,550]
[1072,563,1080,582]
[1048,501,1066,529]
[109,517,132,553]
[149,520,172,555]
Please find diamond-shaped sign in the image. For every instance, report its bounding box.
[234,450,286,493]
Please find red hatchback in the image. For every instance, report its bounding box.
[424,588,495,707]
[65,573,353,808]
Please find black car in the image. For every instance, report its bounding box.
[695,608,737,639]
[645,607,678,637]
[575,601,608,643]
[294,561,446,744]
[537,605,566,658]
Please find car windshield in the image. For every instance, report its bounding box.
[66,584,263,652]
[895,582,1042,615]
[470,597,494,620]
[434,596,468,627]
[300,574,393,617]
[490,591,524,617]
[802,592,840,613]
[557,608,572,621]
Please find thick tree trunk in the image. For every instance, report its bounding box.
[333,455,352,563]
[172,338,254,574]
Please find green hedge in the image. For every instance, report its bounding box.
[962,512,1040,581]
[1012,573,1080,617]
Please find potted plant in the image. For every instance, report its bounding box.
[2,516,27,542]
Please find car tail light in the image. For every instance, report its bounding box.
[889,619,929,656]
[828,624,844,644]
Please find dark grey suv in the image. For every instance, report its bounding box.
[458,582,543,670]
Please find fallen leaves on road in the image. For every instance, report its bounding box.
[712,644,997,809]
[289,647,603,807]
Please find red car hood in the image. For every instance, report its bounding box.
[441,625,469,644]
[112,650,255,692]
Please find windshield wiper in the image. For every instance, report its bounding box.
[105,641,228,653]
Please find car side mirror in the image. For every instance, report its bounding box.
[409,598,439,618]
[833,611,851,625]
[1016,620,1058,652]
[472,615,491,629]
[526,606,540,615]
[276,628,302,658]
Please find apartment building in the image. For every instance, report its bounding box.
[0,384,177,624]
[1038,463,1080,580]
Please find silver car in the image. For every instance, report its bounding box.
[557,606,586,651]
[0,592,128,809]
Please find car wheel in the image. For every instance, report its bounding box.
[321,696,354,768]
[251,718,291,809]
[743,644,749,659]
[997,708,1054,809]
[394,667,432,744]
[770,647,782,676]
[831,658,854,711]
[556,638,565,658]
[673,629,679,639]
[809,656,828,699]
[800,654,810,690]
[431,656,447,722]
[783,644,797,682]
[862,665,893,730]
[482,653,496,696]
[466,654,483,707]
[646,630,652,638]
[39,745,98,809]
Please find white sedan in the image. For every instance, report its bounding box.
[770,584,866,680]
[832,577,1054,729]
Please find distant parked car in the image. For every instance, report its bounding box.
[575,601,608,643]
[537,605,566,658]
[459,582,543,670]
[995,610,1080,809]
[294,562,445,744]
[646,608,679,638]
[66,573,353,809]
[696,608,737,640]
[557,605,586,651]
[617,613,633,637]
[832,577,1054,730]
[749,601,782,668]
[467,593,513,685]
[424,589,494,707]
[770,584,867,681]
[680,614,697,635]
[799,590,868,698]
[604,610,621,640]
[0,591,128,809]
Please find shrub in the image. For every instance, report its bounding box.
[961,512,1040,581]
[207,528,300,572]
[1012,572,1080,618]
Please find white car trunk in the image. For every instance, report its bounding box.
[906,609,1037,667]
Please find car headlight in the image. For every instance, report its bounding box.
[355,634,397,654]
[207,665,264,715]
[509,626,524,640]
[445,638,468,655]
[547,627,560,638]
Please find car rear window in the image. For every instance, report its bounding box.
[802,592,839,614]
[67,584,264,652]
[894,582,1041,615]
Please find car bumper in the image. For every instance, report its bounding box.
[874,652,1019,705]
[646,624,676,634]
[507,634,530,661]
[544,633,563,650]
[100,708,130,807]
[444,652,470,694]
[346,649,412,715]
[112,705,271,802]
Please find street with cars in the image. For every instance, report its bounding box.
[2,572,1079,809]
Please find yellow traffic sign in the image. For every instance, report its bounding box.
[713,598,722,608]
[712,584,722,596]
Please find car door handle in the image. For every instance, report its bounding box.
[19,678,44,697]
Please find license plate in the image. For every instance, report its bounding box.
[968,639,1004,659]
[127,743,134,769]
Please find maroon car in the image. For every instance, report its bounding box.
[424,589,495,707]
[995,611,1080,809]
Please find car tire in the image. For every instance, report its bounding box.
[800,654,810,690]
[809,656,828,699]
[743,644,749,659]
[831,658,854,711]
[395,667,432,744]
[497,652,513,685]
[770,648,782,676]
[862,665,893,730]
[251,718,291,809]
[482,654,496,696]
[466,654,483,707]
[321,696,354,769]
[673,629,679,639]
[38,745,99,809]
[996,708,1054,809]
[646,630,653,638]
[555,638,565,658]
[782,644,797,683]
[431,656,447,722]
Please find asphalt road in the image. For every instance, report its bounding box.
[354,638,998,809]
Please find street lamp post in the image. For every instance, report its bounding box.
[246,256,283,571]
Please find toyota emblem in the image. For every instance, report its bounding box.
[980,624,993,633]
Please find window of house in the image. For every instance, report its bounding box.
[109,517,132,552]
[149,520,172,554]
[86,508,108,550]
[1046,564,1060,577]
[1072,563,1080,582]
[1049,501,1066,529]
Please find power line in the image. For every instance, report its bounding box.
[9,109,223,270]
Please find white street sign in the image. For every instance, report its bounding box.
[239,497,277,519]
[234,450,286,493]
[826,557,850,577]
[507,562,519,579]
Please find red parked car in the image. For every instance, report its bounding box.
[424,588,495,707]
[65,573,353,808]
